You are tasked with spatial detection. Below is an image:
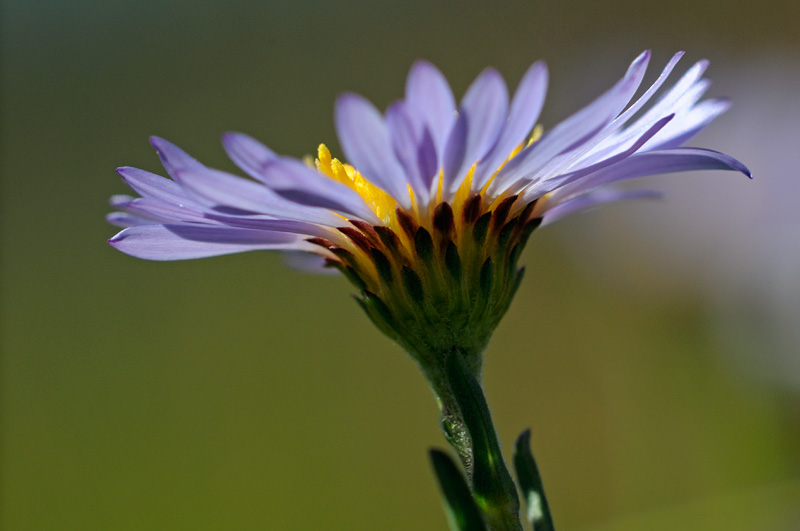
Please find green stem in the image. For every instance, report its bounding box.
[427,348,523,531]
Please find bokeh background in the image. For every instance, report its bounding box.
[2,1,799,529]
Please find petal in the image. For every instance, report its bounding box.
[628,59,710,133]
[571,52,686,167]
[149,136,205,179]
[259,157,381,224]
[405,60,457,158]
[521,113,675,201]
[472,60,549,191]
[116,166,195,205]
[541,189,663,225]
[174,165,344,226]
[606,52,685,133]
[602,59,711,155]
[646,98,731,150]
[335,93,412,208]
[112,196,212,224]
[282,251,340,275]
[108,224,299,261]
[106,212,154,228]
[203,212,341,240]
[549,147,751,203]
[385,101,435,203]
[221,132,277,183]
[442,67,509,198]
[487,50,651,198]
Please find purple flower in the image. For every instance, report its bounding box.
[108,51,749,359]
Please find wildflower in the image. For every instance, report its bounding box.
[108,51,749,370]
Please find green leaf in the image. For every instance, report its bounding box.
[513,429,555,531]
[429,449,488,531]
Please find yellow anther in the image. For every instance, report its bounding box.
[528,124,543,146]
[331,158,351,185]
[452,163,476,217]
[318,144,332,167]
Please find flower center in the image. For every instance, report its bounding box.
[307,139,545,366]
[314,123,543,235]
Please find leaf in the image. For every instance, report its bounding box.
[429,449,488,531]
[513,429,555,531]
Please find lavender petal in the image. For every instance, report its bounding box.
[646,98,731,150]
[116,166,195,204]
[203,212,341,240]
[106,212,154,228]
[259,157,382,224]
[472,60,548,191]
[282,251,340,275]
[522,113,675,202]
[385,101,434,203]
[174,165,343,226]
[108,224,300,261]
[442,67,509,198]
[335,93,412,208]
[112,195,212,224]
[149,136,205,179]
[487,50,651,198]
[405,60,457,160]
[542,189,663,225]
[221,132,277,183]
[549,147,751,203]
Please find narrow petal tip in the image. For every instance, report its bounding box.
[530,60,548,76]
[148,136,192,162]
[220,131,239,145]
[716,150,752,179]
[407,59,445,82]
[221,131,262,148]
[109,194,133,207]
[334,91,362,109]
[107,230,125,245]
[148,135,168,151]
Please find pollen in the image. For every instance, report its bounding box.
[316,144,398,225]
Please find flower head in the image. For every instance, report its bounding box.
[108,51,749,367]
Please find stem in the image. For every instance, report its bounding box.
[427,348,523,531]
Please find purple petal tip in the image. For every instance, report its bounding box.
[148,136,175,154]
[221,131,249,143]
[727,156,752,179]
[409,59,439,74]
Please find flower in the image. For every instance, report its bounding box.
[108,50,749,368]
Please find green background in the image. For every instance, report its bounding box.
[2,1,799,529]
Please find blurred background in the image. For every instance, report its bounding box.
[2,0,799,529]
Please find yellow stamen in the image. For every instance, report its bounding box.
[316,144,398,225]
[528,124,544,146]
[451,163,477,221]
